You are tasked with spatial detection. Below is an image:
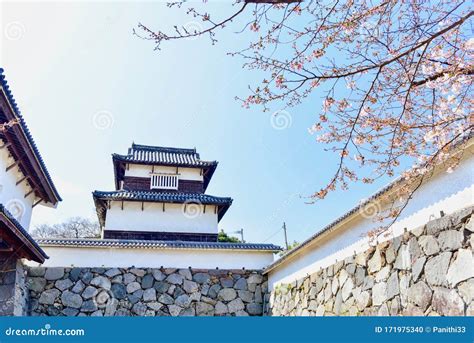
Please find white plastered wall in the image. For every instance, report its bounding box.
[104,201,218,234]
[125,164,203,182]
[26,246,275,270]
[267,150,474,290]
[0,140,35,229]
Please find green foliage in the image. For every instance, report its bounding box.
[279,241,300,256]
[217,229,241,243]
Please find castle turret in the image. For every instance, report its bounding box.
[93,143,232,242]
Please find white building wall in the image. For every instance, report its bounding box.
[125,164,203,182]
[267,152,474,290]
[0,142,35,229]
[105,201,218,234]
[26,246,275,270]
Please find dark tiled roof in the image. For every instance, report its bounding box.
[0,68,61,203]
[113,143,218,167]
[112,143,218,192]
[0,204,48,262]
[93,190,233,225]
[93,190,232,205]
[37,238,281,252]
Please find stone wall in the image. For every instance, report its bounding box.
[0,259,27,316]
[26,267,266,316]
[0,258,17,316]
[266,207,474,316]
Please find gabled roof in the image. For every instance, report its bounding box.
[37,238,281,252]
[0,204,48,263]
[112,143,218,191]
[0,68,61,205]
[93,190,233,226]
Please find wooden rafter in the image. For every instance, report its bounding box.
[5,158,21,172]
[2,131,49,203]
[24,189,34,198]
[0,141,11,149]
[0,92,59,205]
[16,175,28,186]
[32,199,42,208]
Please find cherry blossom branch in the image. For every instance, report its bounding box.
[0,119,19,132]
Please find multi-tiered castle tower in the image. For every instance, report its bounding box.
[93,143,233,242]
[37,143,279,269]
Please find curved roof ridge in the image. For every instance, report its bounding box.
[131,143,197,155]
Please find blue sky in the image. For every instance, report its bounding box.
[1,1,391,246]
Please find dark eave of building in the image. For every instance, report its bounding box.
[112,143,218,192]
[0,204,48,263]
[37,237,281,252]
[92,190,233,227]
[0,69,61,205]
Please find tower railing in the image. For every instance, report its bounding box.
[150,173,179,190]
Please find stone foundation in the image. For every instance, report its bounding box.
[0,259,28,316]
[266,207,474,316]
[27,267,266,316]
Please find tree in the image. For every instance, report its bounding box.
[0,119,19,132]
[31,217,101,239]
[279,241,300,257]
[218,229,242,243]
[137,1,473,225]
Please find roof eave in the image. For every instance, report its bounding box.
[92,191,233,207]
[37,238,282,252]
[0,206,48,263]
[92,194,107,227]
[217,201,232,222]
[92,191,233,225]
[203,162,218,192]
[0,71,61,205]
[112,153,218,169]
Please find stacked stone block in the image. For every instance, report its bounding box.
[27,268,266,316]
[267,207,474,316]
